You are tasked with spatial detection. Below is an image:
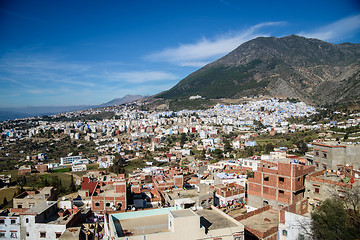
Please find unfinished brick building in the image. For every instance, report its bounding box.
[247,158,315,209]
[213,182,245,207]
[152,174,183,192]
[305,169,359,207]
[91,180,127,213]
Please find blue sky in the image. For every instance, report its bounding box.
[0,0,359,107]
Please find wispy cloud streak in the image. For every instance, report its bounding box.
[298,14,360,42]
[0,51,179,106]
[106,71,178,83]
[146,21,286,67]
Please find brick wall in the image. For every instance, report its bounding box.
[245,225,278,239]
[279,199,309,223]
[235,205,271,221]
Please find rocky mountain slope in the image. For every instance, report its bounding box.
[156,35,360,106]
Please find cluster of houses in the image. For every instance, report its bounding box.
[1,141,359,239]
[1,99,360,239]
[1,99,317,144]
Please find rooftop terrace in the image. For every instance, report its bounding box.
[25,201,57,215]
[239,209,279,234]
[196,209,238,230]
[110,207,180,237]
[114,214,169,237]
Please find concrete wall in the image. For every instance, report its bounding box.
[312,143,360,170]
[0,215,20,239]
[278,212,311,240]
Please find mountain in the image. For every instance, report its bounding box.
[0,95,145,121]
[0,105,92,122]
[156,35,360,106]
[98,95,144,107]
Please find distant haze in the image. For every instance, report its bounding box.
[0,95,144,121]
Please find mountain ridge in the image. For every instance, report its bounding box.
[0,95,145,121]
[156,35,360,106]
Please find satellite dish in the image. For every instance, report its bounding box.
[62,197,66,201]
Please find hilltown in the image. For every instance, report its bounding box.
[0,99,359,240]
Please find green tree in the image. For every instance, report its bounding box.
[180,133,187,146]
[246,170,254,179]
[212,149,223,160]
[2,197,7,207]
[264,143,274,154]
[223,139,232,153]
[297,140,308,155]
[70,174,76,192]
[311,198,359,240]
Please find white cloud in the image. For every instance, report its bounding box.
[0,51,179,106]
[146,21,286,66]
[179,61,210,67]
[298,14,360,42]
[107,71,178,83]
[25,88,55,94]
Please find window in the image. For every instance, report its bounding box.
[264,176,269,181]
[117,202,122,210]
[323,153,327,158]
[10,232,17,238]
[56,232,62,238]
[26,218,29,223]
[17,204,22,208]
[315,188,320,193]
[26,232,29,237]
[279,190,284,194]
[95,202,100,207]
[282,230,288,236]
[11,219,16,224]
[106,202,111,207]
[0,219,4,224]
[40,232,46,238]
[279,177,284,182]
[0,233,5,238]
[233,234,243,240]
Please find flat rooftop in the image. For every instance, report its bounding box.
[196,209,238,230]
[114,214,169,237]
[166,188,199,201]
[170,209,197,218]
[25,201,57,215]
[110,207,180,237]
[313,142,348,147]
[96,184,126,197]
[239,209,279,233]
